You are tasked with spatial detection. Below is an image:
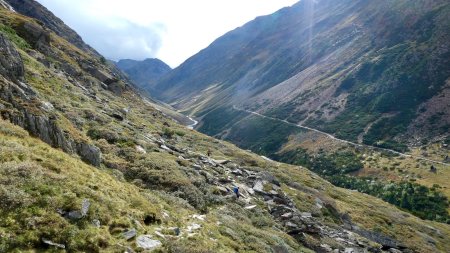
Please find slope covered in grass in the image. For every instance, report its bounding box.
[1,1,450,252]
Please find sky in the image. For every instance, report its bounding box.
[37,0,298,68]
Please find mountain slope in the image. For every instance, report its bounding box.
[154,0,450,148]
[151,0,450,225]
[0,1,450,252]
[116,58,171,93]
[5,0,100,56]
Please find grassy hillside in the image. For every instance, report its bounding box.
[2,118,450,252]
[1,2,450,252]
[198,107,450,223]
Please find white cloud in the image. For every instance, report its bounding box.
[37,0,298,67]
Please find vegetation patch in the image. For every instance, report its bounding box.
[0,23,31,50]
[198,106,248,137]
[225,115,301,156]
[275,148,450,223]
[330,176,450,223]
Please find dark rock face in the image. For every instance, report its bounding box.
[79,60,117,84]
[0,33,24,83]
[78,60,126,95]
[341,212,406,252]
[15,21,50,51]
[429,165,437,173]
[356,228,406,251]
[76,142,101,167]
[4,108,101,166]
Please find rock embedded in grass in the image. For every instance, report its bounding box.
[136,235,162,250]
[122,228,137,240]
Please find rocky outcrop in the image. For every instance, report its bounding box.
[78,59,126,95]
[136,235,162,250]
[76,143,101,167]
[79,60,117,85]
[0,34,101,166]
[15,21,51,52]
[0,33,24,83]
[1,103,101,166]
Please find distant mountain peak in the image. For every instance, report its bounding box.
[115,58,171,93]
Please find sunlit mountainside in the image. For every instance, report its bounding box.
[0,0,449,252]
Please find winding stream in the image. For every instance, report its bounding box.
[187,116,198,130]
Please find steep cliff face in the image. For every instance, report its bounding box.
[0,1,449,253]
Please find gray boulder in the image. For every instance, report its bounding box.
[76,143,101,167]
[136,235,162,250]
[272,245,290,253]
[66,210,83,220]
[64,199,90,220]
[92,219,101,228]
[253,180,265,192]
[122,228,137,240]
[81,199,90,216]
[42,238,65,249]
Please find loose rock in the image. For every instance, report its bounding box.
[136,235,162,250]
[42,239,65,249]
[122,228,137,240]
[92,219,101,227]
[245,205,257,210]
[81,199,90,216]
